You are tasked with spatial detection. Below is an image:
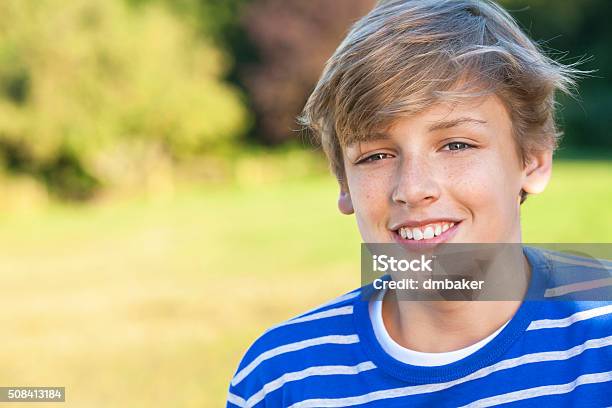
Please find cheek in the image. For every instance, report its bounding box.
[442,157,490,202]
[347,170,393,239]
[348,165,394,205]
[442,153,520,213]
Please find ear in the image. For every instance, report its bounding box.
[338,182,354,215]
[522,149,553,195]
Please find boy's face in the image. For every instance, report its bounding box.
[339,95,552,245]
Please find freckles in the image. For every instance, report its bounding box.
[358,176,379,200]
[351,175,382,213]
[358,173,393,226]
[441,159,473,186]
[363,171,393,195]
[442,157,497,203]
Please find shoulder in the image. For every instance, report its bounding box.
[227,287,367,408]
[531,246,612,301]
[525,246,612,333]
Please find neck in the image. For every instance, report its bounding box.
[381,252,531,353]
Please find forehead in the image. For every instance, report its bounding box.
[345,94,512,146]
[390,94,509,134]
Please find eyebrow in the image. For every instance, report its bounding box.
[345,132,391,148]
[427,117,487,132]
[345,117,488,147]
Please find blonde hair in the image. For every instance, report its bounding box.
[299,0,580,194]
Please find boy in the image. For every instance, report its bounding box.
[227,0,612,406]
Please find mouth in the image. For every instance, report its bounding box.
[392,220,462,248]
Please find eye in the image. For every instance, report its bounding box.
[356,152,393,164]
[443,142,473,151]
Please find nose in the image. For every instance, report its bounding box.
[391,155,441,207]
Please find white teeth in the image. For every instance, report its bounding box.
[412,228,424,240]
[399,221,457,241]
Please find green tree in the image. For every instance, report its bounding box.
[0,0,248,198]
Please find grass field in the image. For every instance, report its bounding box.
[0,159,610,407]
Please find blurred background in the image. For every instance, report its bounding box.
[0,0,609,406]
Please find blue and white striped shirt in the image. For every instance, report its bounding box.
[227,246,612,407]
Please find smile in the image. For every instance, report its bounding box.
[398,222,455,241]
[391,219,462,248]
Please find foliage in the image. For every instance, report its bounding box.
[0,0,248,199]
[237,0,376,144]
[501,0,612,150]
